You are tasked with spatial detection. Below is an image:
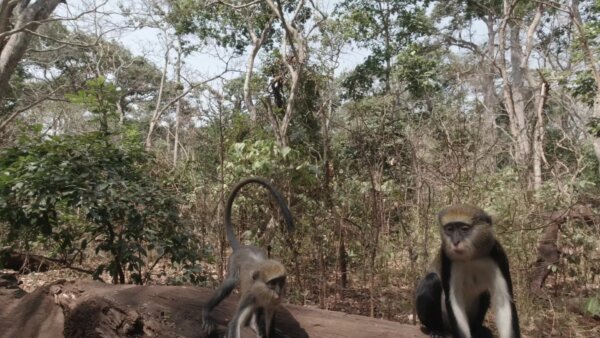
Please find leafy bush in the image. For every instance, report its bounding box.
[0,130,196,283]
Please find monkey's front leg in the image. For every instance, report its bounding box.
[202,277,237,334]
[447,287,472,338]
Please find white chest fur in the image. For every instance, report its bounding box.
[447,258,515,338]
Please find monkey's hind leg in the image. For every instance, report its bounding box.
[202,276,237,334]
[416,272,445,336]
[249,308,263,336]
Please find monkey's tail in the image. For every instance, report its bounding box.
[224,177,295,251]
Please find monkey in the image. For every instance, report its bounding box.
[415,204,520,338]
[270,75,286,110]
[201,177,294,338]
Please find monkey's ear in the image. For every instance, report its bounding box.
[252,270,260,280]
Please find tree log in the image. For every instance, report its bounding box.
[0,274,425,338]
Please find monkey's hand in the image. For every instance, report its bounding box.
[420,327,449,338]
[429,332,451,338]
[272,327,293,338]
[201,309,216,334]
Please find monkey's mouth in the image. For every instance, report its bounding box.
[452,247,465,255]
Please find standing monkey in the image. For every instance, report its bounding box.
[202,177,294,338]
[415,204,520,338]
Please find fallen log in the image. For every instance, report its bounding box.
[0,274,425,338]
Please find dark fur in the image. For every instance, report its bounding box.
[416,204,520,338]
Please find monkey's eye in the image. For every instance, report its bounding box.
[267,277,285,290]
[444,225,454,235]
[460,225,471,232]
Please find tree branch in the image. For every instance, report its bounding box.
[0,85,64,132]
[521,2,544,69]
[216,0,261,9]
[0,1,109,41]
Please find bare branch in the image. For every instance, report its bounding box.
[521,3,544,69]
[216,0,262,9]
[0,1,109,41]
[24,26,122,49]
[0,85,65,133]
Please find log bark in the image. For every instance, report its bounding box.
[0,275,425,338]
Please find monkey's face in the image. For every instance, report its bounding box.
[438,204,494,260]
[442,221,475,260]
[442,221,494,261]
[266,276,286,302]
[252,277,285,307]
[252,265,286,305]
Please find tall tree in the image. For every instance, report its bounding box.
[336,0,432,98]
[571,0,600,174]
[437,0,549,187]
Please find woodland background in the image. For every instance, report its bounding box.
[0,0,599,336]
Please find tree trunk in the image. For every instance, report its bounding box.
[145,46,170,150]
[571,0,600,174]
[173,40,182,167]
[0,0,63,103]
[508,22,530,170]
[532,83,547,190]
[592,98,600,176]
[243,19,272,123]
[480,15,498,172]
[264,0,307,147]
[368,164,384,317]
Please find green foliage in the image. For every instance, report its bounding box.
[0,130,196,283]
[67,77,118,113]
[168,0,275,54]
[336,0,434,97]
[225,139,316,186]
[432,0,502,28]
[394,43,444,97]
[338,95,407,170]
[584,292,600,317]
[571,71,597,107]
[66,76,119,134]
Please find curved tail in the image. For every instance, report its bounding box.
[224,177,295,251]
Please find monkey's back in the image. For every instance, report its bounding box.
[229,245,268,292]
